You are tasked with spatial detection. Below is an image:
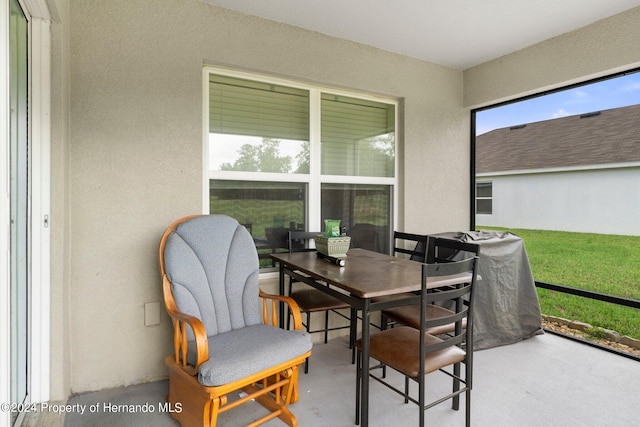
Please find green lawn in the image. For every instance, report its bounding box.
[478,227,640,339]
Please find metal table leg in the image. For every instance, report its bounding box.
[360,299,370,426]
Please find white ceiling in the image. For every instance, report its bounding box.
[202,0,640,70]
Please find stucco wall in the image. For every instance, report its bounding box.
[49,0,71,402]
[51,0,640,398]
[55,0,467,394]
[464,6,640,108]
[477,167,640,236]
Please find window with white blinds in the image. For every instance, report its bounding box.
[321,94,395,177]
[209,74,310,173]
[206,68,397,268]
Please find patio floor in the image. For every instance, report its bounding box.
[29,331,639,427]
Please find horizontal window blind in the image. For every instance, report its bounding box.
[476,199,492,215]
[209,74,309,141]
[321,94,395,177]
[476,182,492,197]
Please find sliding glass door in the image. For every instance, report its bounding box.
[10,0,29,423]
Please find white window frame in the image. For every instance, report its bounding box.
[476,181,493,215]
[202,67,398,264]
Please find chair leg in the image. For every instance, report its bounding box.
[355,348,361,425]
[304,312,311,374]
[452,362,461,410]
[380,314,388,377]
[350,307,361,364]
[287,280,293,331]
[350,308,357,364]
[466,353,472,426]
[465,388,471,427]
[404,376,409,404]
[419,373,425,427]
[350,308,357,348]
[206,398,221,427]
[324,310,330,344]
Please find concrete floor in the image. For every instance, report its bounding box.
[26,332,640,426]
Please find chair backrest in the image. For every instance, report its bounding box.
[288,231,319,253]
[393,231,429,262]
[162,215,261,338]
[426,236,480,264]
[349,223,383,253]
[421,256,479,354]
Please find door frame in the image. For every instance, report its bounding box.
[1,1,51,425]
[28,13,51,407]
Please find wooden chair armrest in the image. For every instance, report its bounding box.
[163,274,208,373]
[259,289,304,330]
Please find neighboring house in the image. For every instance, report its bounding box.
[476,103,640,236]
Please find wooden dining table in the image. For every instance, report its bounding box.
[271,248,475,426]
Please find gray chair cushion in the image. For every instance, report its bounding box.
[192,324,313,386]
[163,215,262,337]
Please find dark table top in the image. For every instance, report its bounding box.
[271,248,474,299]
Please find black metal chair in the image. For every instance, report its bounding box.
[355,255,480,426]
[350,231,429,363]
[376,231,429,326]
[392,231,429,262]
[286,231,351,373]
[382,236,480,335]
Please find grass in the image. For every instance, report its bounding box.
[477,227,640,339]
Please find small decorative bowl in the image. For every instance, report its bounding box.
[315,235,351,258]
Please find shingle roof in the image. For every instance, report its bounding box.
[476,103,640,173]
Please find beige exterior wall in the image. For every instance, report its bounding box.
[50,0,467,396]
[464,6,640,108]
